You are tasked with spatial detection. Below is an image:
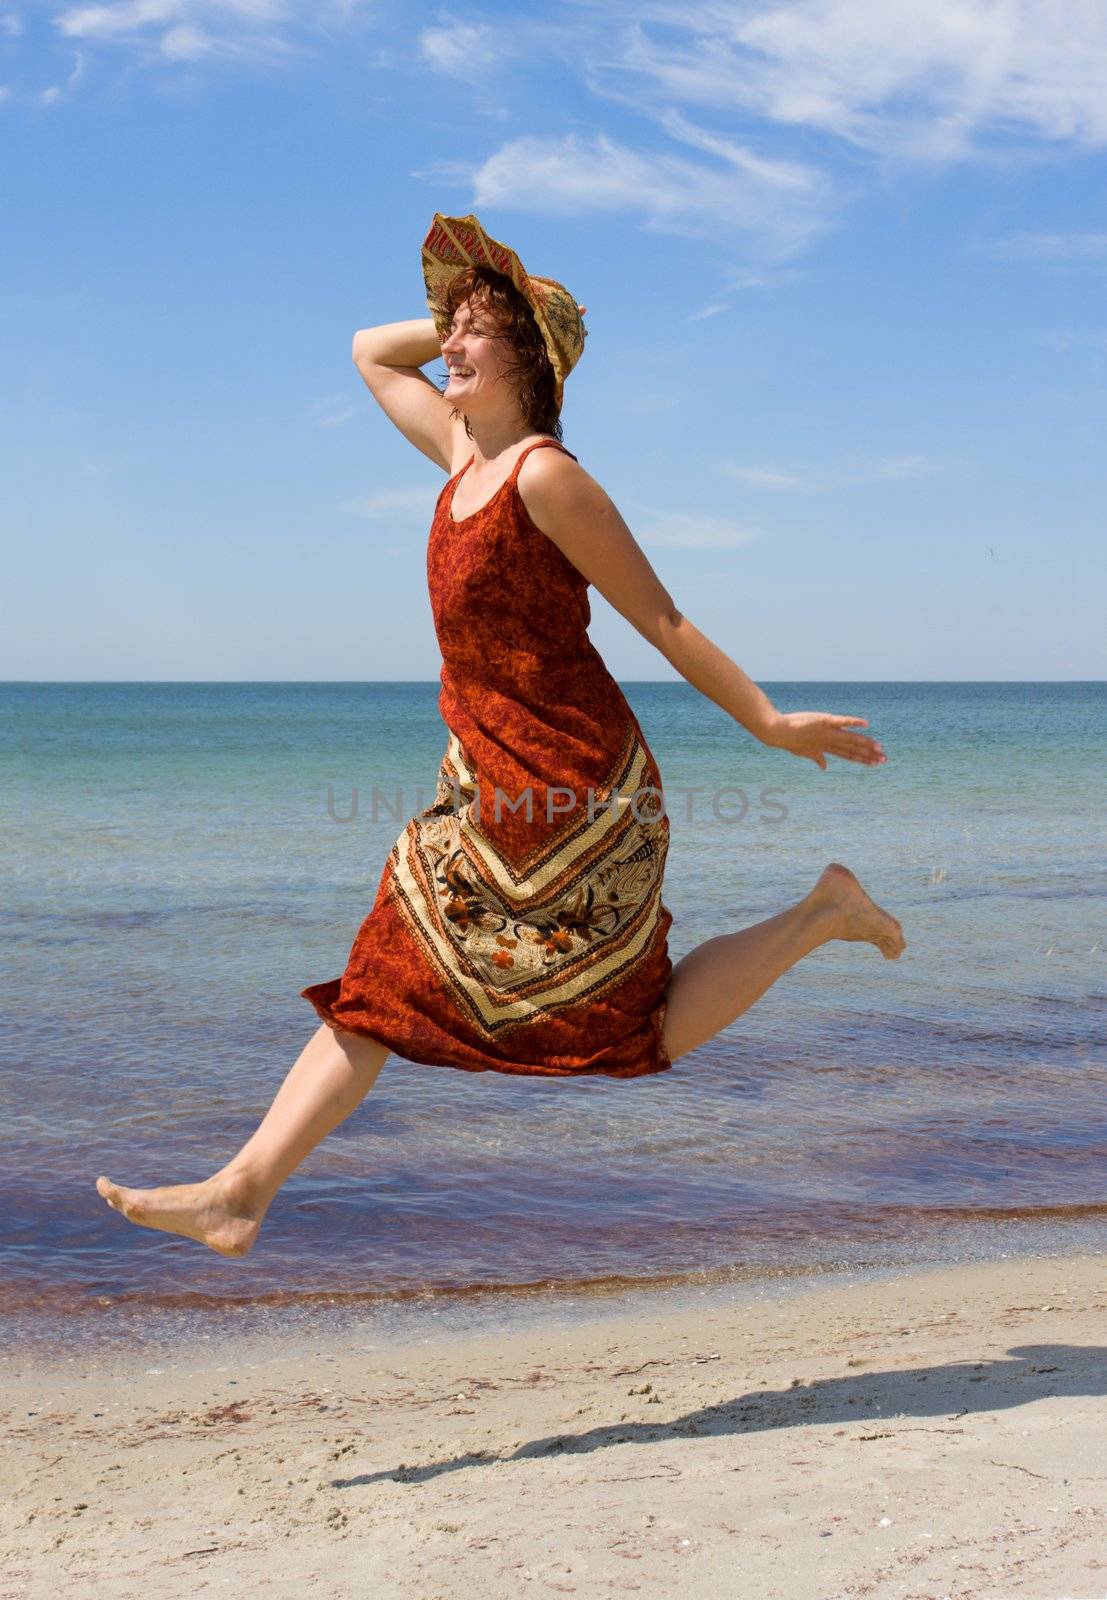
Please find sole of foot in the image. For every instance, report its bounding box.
[814,862,906,959]
[94,1174,261,1258]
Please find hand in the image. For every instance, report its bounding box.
[763,711,886,771]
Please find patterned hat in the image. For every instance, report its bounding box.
[421,212,587,407]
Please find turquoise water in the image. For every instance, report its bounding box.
[2,681,1104,1348]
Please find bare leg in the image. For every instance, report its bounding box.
[662,862,905,1061]
[95,1024,389,1257]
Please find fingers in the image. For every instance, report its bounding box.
[790,720,886,766]
[821,734,886,766]
[837,738,884,762]
[842,731,885,762]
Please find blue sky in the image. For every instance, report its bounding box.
[3,0,1105,680]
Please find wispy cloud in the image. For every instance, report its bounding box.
[52,0,371,67]
[636,509,761,549]
[724,454,951,491]
[309,393,361,430]
[339,486,438,518]
[582,1,1107,162]
[419,20,514,78]
[727,465,806,489]
[436,124,836,257]
[991,231,1107,260]
[36,49,84,103]
[420,3,1107,279]
[838,454,949,485]
[160,23,214,60]
[1,11,22,36]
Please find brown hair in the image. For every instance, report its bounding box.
[439,265,563,441]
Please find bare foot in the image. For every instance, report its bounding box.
[809,861,906,960]
[94,1170,264,1258]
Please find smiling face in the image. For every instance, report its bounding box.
[436,265,563,441]
[440,295,526,422]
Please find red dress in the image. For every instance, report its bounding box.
[301,438,674,1077]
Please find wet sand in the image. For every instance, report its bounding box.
[2,1251,1105,1599]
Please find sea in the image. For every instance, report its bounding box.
[2,681,1104,1357]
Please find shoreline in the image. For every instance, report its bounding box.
[3,1245,1105,1597]
[7,1206,1107,1373]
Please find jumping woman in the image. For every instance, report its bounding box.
[96,212,905,1257]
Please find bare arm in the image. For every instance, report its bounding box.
[519,451,886,769]
[351,318,465,473]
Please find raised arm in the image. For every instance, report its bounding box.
[351,318,468,473]
[518,449,887,771]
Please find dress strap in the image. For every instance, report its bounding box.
[509,439,578,481]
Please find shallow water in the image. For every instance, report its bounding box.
[2,681,1104,1352]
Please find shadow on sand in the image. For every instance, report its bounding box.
[332,1343,1103,1489]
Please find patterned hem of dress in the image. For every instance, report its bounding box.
[300,979,674,1079]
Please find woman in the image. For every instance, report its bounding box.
[96,212,905,1257]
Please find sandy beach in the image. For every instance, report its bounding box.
[2,1250,1105,1599]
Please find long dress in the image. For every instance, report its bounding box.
[301,438,674,1078]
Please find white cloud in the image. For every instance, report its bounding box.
[419,20,509,78]
[417,4,1107,282]
[1,11,23,36]
[160,23,213,59]
[459,127,835,255]
[839,454,949,484]
[310,393,361,429]
[727,465,807,489]
[53,0,370,65]
[658,106,817,192]
[340,486,438,518]
[34,49,86,103]
[724,454,950,490]
[583,0,1107,161]
[993,230,1107,259]
[636,509,761,548]
[59,1,193,39]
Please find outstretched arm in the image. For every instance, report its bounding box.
[519,451,886,770]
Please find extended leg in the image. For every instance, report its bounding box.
[95,1024,389,1257]
[662,862,905,1061]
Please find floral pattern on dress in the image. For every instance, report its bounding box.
[413,780,667,998]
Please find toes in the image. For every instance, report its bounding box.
[97,1178,131,1215]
